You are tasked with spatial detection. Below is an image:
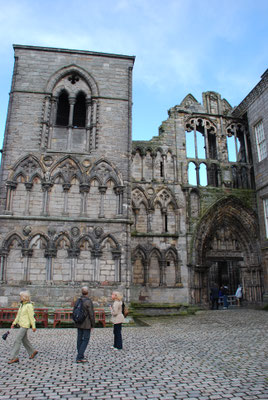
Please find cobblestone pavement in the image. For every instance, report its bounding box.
[0,309,267,400]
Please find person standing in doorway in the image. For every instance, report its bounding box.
[74,286,95,363]
[210,284,219,310]
[222,285,229,309]
[110,291,125,350]
[235,284,243,306]
[8,291,38,364]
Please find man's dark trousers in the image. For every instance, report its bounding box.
[77,328,91,361]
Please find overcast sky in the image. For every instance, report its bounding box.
[0,0,267,150]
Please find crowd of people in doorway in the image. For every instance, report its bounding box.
[5,288,126,364]
[210,283,243,310]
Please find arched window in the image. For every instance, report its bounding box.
[56,90,69,126]
[73,92,86,127]
[188,162,197,185]
[199,163,207,186]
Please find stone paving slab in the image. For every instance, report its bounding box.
[0,309,267,400]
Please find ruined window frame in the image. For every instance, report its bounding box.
[255,120,267,162]
[264,198,268,239]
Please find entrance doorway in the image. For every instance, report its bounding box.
[209,261,240,295]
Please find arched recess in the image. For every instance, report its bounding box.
[76,235,95,282]
[132,245,147,285]
[7,155,44,216]
[53,234,72,282]
[165,246,181,286]
[132,149,143,181]
[148,248,162,287]
[28,234,49,282]
[132,186,150,232]
[42,65,99,152]
[99,235,121,283]
[2,233,24,282]
[190,196,262,305]
[50,156,83,216]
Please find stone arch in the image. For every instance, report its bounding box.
[132,245,147,285]
[148,247,162,287]
[190,196,261,304]
[89,158,123,186]
[2,233,24,282]
[45,64,99,97]
[27,233,49,282]
[165,246,181,286]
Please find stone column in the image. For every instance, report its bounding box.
[24,182,33,215]
[112,250,122,282]
[41,95,51,149]
[79,184,90,216]
[44,248,57,281]
[91,99,97,149]
[67,96,76,151]
[98,186,107,218]
[132,207,139,230]
[41,182,53,216]
[68,248,80,282]
[114,186,124,215]
[86,97,92,151]
[91,246,102,281]
[5,181,17,214]
[48,96,57,149]
[147,208,154,233]
[22,248,33,282]
[0,250,8,282]
[62,183,71,215]
[159,260,166,286]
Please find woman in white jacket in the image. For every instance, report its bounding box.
[110,291,125,350]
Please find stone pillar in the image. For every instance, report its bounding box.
[159,260,166,286]
[147,209,154,233]
[79,184,90,216]
[41,182,53,216]
[132,207,139,230]
[91,246,102,281]
[48,96,57,149]
[24,182,33,215]
[41,95,51,149]
[67,96,76,151]
[114,186,124,215]
[112,250,122,282]
[91,99,97,149]
[98,186,107,218]
[62,183,71,215]
[5,181,17,214]
[68,248,80,282]
[0,250,8,282]
[44,248,57,281]
[86,97,92,151]
[22,248,33,282]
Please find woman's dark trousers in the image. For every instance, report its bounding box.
[113,323,122,349]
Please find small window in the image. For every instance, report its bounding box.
[255,121,267,162]
[264,199,268,238]
[73,92,86,127]
[56,91,69,126]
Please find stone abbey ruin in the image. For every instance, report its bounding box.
[0,45,267,307]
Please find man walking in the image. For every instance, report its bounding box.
[74,286,95,363]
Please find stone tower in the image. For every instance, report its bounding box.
[0,45,135,306]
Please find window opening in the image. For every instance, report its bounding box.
[164,214,168,232]
[188,162,197,185]
[264,199,268,238]
[73,92,86,127]
[56,91,69,126]
[199,163,207,186]
[255,121,267,162]
[160,161,164,177]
